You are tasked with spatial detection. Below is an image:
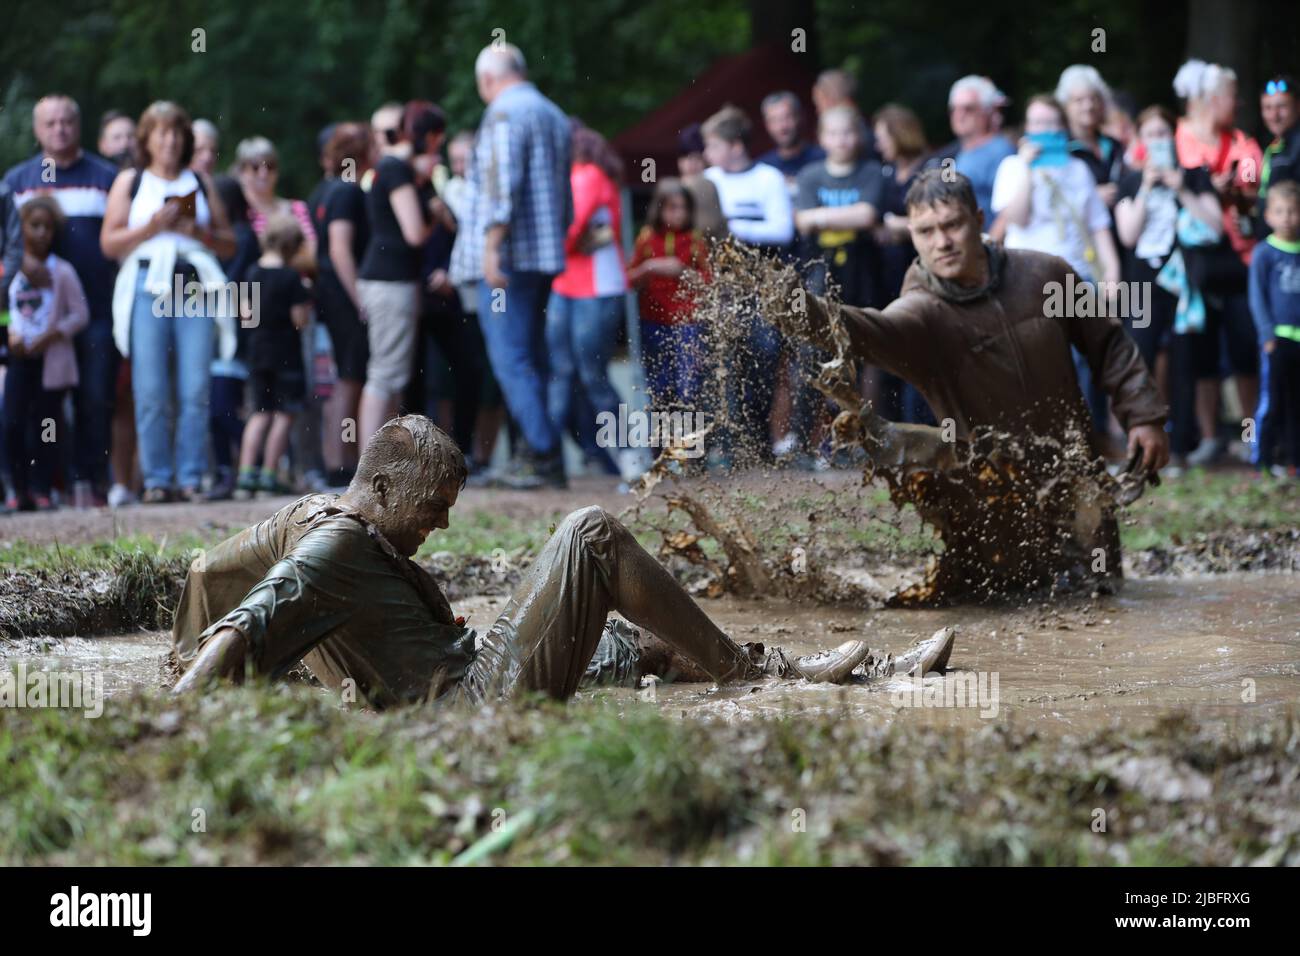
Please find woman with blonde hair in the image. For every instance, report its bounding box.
[1056,64,1125,208]
[1171,59,1265,466]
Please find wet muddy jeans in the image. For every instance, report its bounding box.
[450,505,753,704]
[175,496,753,709]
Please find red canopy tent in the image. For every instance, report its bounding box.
[611,40,821,193]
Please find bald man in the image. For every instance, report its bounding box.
[3,94,121,506]
[448,44,573,490]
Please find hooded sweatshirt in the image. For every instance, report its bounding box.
[782,243,1167,449]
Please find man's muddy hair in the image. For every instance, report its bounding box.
[904,168,980,219]
[354,415,468,493]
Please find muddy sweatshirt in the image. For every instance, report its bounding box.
[781,245,1167,445]
[173,494,476,708]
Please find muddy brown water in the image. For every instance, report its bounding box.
[3,575,1295,734]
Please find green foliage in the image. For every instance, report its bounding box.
[5,0,1294,198]
[0,0,749,194]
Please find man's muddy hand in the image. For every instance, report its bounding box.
[1126,423,1170,473]
[172,626,249,694]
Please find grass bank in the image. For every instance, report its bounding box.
[1,688,1294,865]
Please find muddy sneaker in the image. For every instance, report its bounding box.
[793,639,875,683]
[746,640,873,684]
[891,626,957,677]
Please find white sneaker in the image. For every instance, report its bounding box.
[772,431,799,457]
[616,448,647,484]
[107,483,137,509]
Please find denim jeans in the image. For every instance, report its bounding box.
[477,271,559,456]
[640,320,703,409]
[72,318,119,488]
[130,267,213,489]
[546,291,624,464]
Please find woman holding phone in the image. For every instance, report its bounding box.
[1171,59,1265,466]
[991,95,1120,286]
[992,94,1122,445]
[1115,106,1222,460]
[101,101,235,503]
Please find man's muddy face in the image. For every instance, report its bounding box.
[394,481,460,557]
[907,200,984,283]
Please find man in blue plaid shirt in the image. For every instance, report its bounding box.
[450,43,573,489]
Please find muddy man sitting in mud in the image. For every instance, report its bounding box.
[172,415,954,708]
[772,169,1170,597]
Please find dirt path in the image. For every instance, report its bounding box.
[0,476,633,547]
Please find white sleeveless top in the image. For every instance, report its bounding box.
[126,168,212,238]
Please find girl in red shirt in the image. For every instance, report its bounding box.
[628,178,709,409]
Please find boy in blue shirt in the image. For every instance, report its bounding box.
[1249,181,1300,474]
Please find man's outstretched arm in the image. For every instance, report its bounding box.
[173,526,358,694]
[770,278,934,384]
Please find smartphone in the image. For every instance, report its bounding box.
[1027,131,1070,168]
[169,190,198,219]
[1148,139,1175,171]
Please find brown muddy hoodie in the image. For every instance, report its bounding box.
[787,244,1167,446]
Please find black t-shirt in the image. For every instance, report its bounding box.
[359,156,424,281]
[1116,165,1213,277]
[245,263,309,371]
[310,178,370,274]
[795,159,887,306]
[878,163,919,301]
[1070,134,1126,187]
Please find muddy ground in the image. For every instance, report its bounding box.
[1,467,1297,865]
[8,573,1296,731]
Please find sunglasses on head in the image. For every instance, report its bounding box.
[1265,79,1290,96]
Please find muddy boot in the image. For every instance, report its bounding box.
[743,640,873,684]
[889,626,957,677]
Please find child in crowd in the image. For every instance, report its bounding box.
[234,214,311,499]
[3,197,88,510]
[207,174,260,500]
[701,105,794,463]
[1249,180,1300,475]
[787,105,887,458]
[628,178,709,411]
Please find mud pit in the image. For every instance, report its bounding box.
[5,575,1295,734]
[635,240,1158,606]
